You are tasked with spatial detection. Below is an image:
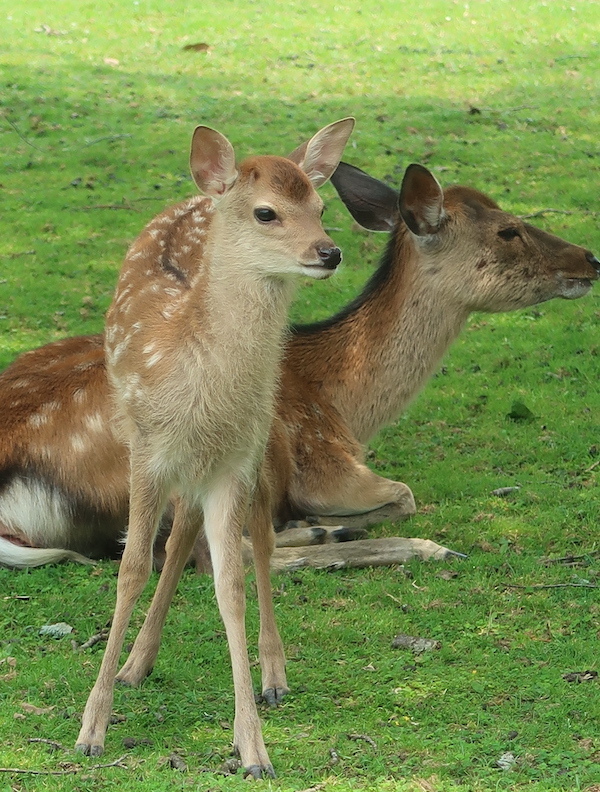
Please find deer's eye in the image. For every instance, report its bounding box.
[254,207,277,223]
[498,227,521,241]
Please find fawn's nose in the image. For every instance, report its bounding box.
[585,251,600,275]
[317,246,342,270]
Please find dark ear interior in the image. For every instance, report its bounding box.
[330,162,399,232]
[398,163,445,236]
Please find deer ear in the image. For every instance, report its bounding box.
[190,126,238,197]
[330,162,398,232]
[287,118,355,188]
[398,164,445,236]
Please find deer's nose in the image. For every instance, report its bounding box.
[586,251,600,275]
[317,246,342,270]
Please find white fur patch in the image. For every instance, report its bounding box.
[84,412,105,433]
[0,478,73,550]
[28,413,48,429]
[145,352,164,368]
[71,434,88,454]
[73,388,88,404]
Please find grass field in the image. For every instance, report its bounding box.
[1,1,600,790]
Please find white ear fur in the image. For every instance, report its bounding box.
[287,118,355,188]
[190,126,238,198]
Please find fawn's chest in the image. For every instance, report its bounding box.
[104,197,290,464]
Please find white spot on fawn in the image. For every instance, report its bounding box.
[41,401,61,413]
[71,434,88,454]
[28,413,49,428]
[84,413,105,433]
[145,352,163,368]
[73,388,88,404]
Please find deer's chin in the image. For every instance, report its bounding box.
[301,263,337,280]
[558,277,594,299]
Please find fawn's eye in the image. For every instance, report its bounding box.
[254,207,278,223]
[498,227,521,241]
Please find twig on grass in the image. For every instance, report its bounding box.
[83,133,133,147]
[72,196,167,212]
[73,203,141,212]
[4,117,44,152]
[77,628,110,650]
[3,250,36,259]
[27,738,65,751]
[520,208,599,219]
[504,582,598,590]
[0,755,128,775]
[541,549,599,565]
[348,733,377,749]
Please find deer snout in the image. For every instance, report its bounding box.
[586,251,600,277]
[316,245,342,270]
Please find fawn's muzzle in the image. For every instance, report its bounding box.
[317,246,342,270]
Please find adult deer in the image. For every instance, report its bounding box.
[73,118,354,777]
[0,163,598,572]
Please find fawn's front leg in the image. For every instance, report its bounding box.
[76,453,167,755]
[203,475,274,779]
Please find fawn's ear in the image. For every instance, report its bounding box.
[398,164,445,236]
[190,126,238,197]
[330,162,399,232]
[287,118,355,188]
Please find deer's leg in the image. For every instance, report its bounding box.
[203,474,274,779]
[247,470,288,706]
[116,498,202,687]
[294,461,416,529]
[76,452,167,756]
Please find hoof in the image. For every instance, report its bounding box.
[75,742,104,757]
[261,686,289,707]
[330,526,369,542]
[243,763,276,779]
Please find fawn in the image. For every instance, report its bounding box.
[74,118,354,778]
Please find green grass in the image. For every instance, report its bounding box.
[1,0,600,790]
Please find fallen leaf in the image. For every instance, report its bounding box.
[492,486,521,497]
[34,24,66,35]
[182,42,210,52]
[506,400,536,422]
[497,751,517,770]
[168,752,188,771]
[392,634,441,653]
[563,670,598,683]
[40,622,73,638]
[21,703,56,715]
[436,569,459,580]
[220,757,242,775]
